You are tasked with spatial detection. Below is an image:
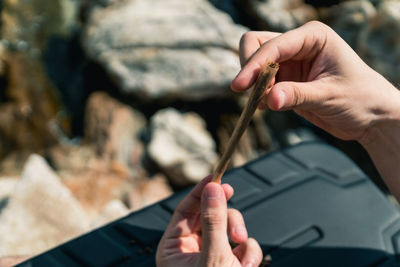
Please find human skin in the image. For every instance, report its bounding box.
[232,21,400,201]
[157,21,400,267]
[156,175,262,267]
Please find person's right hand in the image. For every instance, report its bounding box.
[231,21,400,143]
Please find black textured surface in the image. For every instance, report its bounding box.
[18,142,400,267]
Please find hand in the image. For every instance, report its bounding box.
[156,176,262,267]
[231,21,400,143]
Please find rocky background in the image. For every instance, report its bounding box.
[0,0,398,259]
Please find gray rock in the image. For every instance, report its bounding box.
[82,0,247,101]
[320,1,376,48]
[148,108,218,186]
[0,178,18,216]
[0,178,18,201]
[0,155,89,257]
[357,1,400,85]
[237,0,318,31]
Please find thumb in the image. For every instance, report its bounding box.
[200,182,231,261]
[267,81,325,111]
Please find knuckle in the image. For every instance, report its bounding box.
[240,31,256,45]
[305,20,333,36]
[305,20,327,29]
[291,85,305,107]
[202,211,224,229]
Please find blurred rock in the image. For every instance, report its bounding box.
[84,92,146,175]
[90,199,129,229]
[357,0,400,85]
[46,142,136,219]
[2,0,79,53]
[0,155,89,257]
[320,0,376,48]
[128,174,173,211]
[82,0,246,101]
[61,160,130,219]
[217,113,255,167]
[0,0,81,158]
[46,144,96,175]
[0,151,31,176]
[0,178,18,217]
[0,256,30,267]
[237,0,318,31]
[282,127,321,146]
[0,178,18,201]
[217,109,274,168]
[44,92,147,219]
[0,52,67,158]
[148,108,218,187]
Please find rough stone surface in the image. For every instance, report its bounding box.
[148,108,218,187]
[128,174,173,211]
[0,256,30,266]
[82,0,246,101]
[238,0,318,31]
[320,0,376,48]
[60,159,130,219]
[46,144,96,175]
[84,91,146,175]
[90,199,129,229]
[2,0,79,53]
[0,0,81,157]
[0,155,89,257]
[0,178,18,201]
[44,92,148,219]
[357,1,400,85]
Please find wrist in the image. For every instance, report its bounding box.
[357,90,400,200]
[358,78,400,148]
[359,97,400,153]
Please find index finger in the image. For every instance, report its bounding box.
[232,21,330,92]
[239,31,281,67]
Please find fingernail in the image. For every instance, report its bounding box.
[204,186,220,200]
[277,89,286,109]
[234,225,247,236]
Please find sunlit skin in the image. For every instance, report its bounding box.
[157,21,400,267]
[231,21,400,201]
[156,175,263,267]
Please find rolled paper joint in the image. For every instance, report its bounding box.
[211,61,279,183]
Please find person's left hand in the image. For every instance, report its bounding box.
[156,175,262,267]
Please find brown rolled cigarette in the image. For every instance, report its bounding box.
[212,61,279,183]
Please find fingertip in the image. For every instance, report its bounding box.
[231,66,259,93]
[242,238,263,266]
[222,183,234,200]
[233,225,248,243]
[228,208,248,243]
[268,85,287,110]
[202,182,225,204]
[231,75,246,92]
